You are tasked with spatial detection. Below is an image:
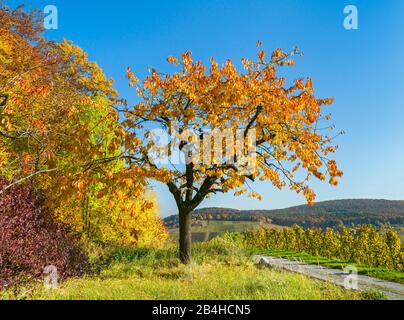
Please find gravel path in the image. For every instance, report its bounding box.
[253,255,404,300]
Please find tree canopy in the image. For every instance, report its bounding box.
[0,4,167,247]
[121,43,343,262]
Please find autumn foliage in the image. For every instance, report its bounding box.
[125,46,342,204]
[0,179,88,290]
[0,5,118,186]
[123,42,343,262]
[0,4,167,260]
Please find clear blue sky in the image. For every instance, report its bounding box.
[6,0,404,216]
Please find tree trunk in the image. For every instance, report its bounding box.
[179,208,192,264]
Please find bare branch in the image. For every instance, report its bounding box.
[0,168,57,195]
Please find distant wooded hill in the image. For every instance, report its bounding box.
[164,199,404,229]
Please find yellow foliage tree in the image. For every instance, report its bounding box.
[121,44,343,263]
[0,4,167,247]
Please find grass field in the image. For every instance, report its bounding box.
[1,241,369,300]
[249,248,404,284]
[2,223,398,300]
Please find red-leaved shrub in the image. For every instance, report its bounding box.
[0,179,88,290]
